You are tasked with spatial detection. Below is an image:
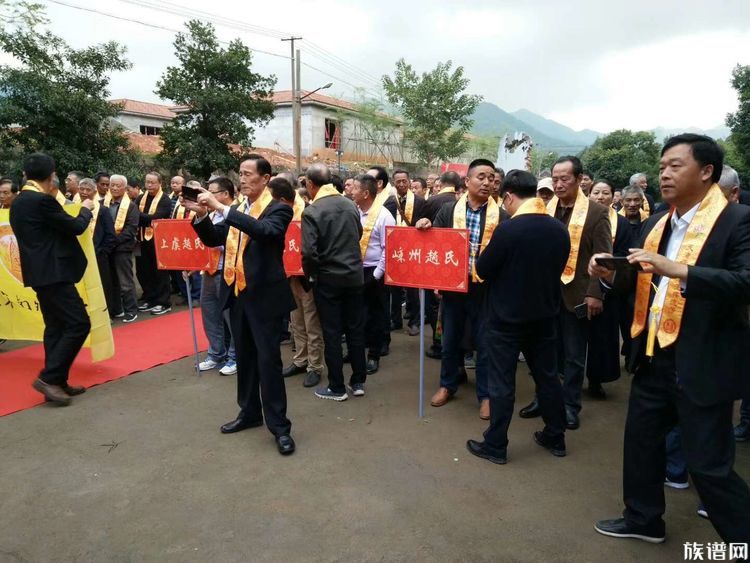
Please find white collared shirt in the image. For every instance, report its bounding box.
[359,204,396,279]
[650,202,701,327]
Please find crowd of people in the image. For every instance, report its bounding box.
[5,132,749,552]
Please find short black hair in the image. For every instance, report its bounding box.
[331,173,344,194]
[306,164,331,188]
[208,176,235,199]
[501,170,537,198]
[581,170,593,178]
[662,133,723,183]
[240,153,272,177]
[392,169,410,179]
[94,170,110,182]
[145,170,162,183]
[67,170,85,179]
[269,177,295,202]
[495,167,505,179]
[593,180,614,193]
[467,158,495,175]
[0,177,17,192]
[552,156,583,177]
[367,165,389,188]
[413,177,427,190]
[355,174,377,199]
[439,171,462,189]
[128,178,142,189]
[23,152,55,182]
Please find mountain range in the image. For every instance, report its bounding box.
[470,101,731,153]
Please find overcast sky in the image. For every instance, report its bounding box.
[36,0,750,133]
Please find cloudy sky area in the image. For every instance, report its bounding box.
[39,0,750,133]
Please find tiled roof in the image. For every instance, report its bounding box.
[272,90,357,112]
[110,99,177,119]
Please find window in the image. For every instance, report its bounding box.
[140,125,162,136]
[324,119,340,149]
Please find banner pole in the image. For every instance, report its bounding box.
[419,288,425,419]
[185,273,201,377]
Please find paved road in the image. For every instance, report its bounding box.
[1,329,746,562]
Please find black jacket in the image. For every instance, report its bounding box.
[92,206,117,256]
[193,199,295,318]
[476,212,570,323]
[10,190,92,288]
[420,191,457,222]
[136,192,172,242]
[301,194,363,287]
[612,203,750,405]
[395,192,426,226]
[109,199,140,253]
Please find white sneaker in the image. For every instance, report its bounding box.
[198,359,219,371]
[219,361,237,376]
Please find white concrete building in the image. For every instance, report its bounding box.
[110,99,177,136]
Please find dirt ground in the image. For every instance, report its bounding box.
[1,328,747,562]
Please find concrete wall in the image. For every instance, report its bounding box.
[114,114,171,133]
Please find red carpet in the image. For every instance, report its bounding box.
[0,309,208,416]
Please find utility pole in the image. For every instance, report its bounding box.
[294,48,302,175]
[281,37,302,174]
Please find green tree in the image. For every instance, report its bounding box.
[156,20,276,179]
[580,129,660,190]
[382,59,482,168]
[726,64,750,183]
[0,1,141,178]
[529,147,559,176]
[465,135,500,161]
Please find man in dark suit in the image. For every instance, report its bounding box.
[590,134,750,545]
[521,156,612,430]
[466,170,570,465]
[107,174,140,323]
[9,152,93,405]
[185,154,295,456]
[135,172,173,315]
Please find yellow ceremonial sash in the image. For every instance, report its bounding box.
[396,190,415,226]
[172,203,195,220]
[54,190,67,207]
[102,192,112,207]
[113,194,131,235]
[88,198,100,234]
[360,189,389,258]
[547,189,589,284]
[21,181,43,193]
[609,207,618,243]
[292,192,305,221]
[453,193,500,283]
[643,197,650,214]
[312,183,341,203]
[619,207,649,223]
[437,187,456,196]
[71,193,81,204]
[512,197,548,218]
[224,188,273,295]
[138,189,164,241]
[631,184,726,355]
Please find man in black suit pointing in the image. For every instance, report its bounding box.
[10,152,94,406]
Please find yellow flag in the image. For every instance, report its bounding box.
[0,206,115,361]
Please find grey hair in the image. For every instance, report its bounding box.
[719,165,740,190]
[186,180,202,189]
[79,178,96,190]
[629,172,647,185]
[621,185,644,199]
[110,174,128,186]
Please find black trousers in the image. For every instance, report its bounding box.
[586,295,621,386]
[229,297,291,437]
[135,241,170,307]
[622,348,750,543]
[34,283,91,386]
[96,252,115,318]
[557,308,589,413]
[405,287,420,328]
[110,251,138,316]
[363,267,387,360]
[314,283,366,394]
[483,317,565,454]
[389,286,404,328]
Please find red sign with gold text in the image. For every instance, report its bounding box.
[153,219,211,270]
[284,221,303,276]
[385,226,469,292]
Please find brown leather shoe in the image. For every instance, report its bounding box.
[479,399,490,420]
[430,387,452,407]
[32,378,71,406]
[62,384,86,396]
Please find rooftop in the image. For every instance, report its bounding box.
[110,99,178,120]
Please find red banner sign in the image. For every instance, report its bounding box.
[284,221,303,276]
[384,226,469,292]
[153,219,211,270]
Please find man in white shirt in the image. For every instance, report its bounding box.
[352,174,395,375]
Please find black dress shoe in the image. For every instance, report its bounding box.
[587,384,607,399]
[425,345,442,359]
[593,518,665,544]
[565,408,580,430]
[466,439,507,465]
[389,321,403,331]
[533,431,567,457]
[220,417,263,434]
[303,370,321,388]
[379,343,390,357]
[282,363,307,377]
[366,357,379,374]
[519,398,541,418]
[276,434,295,455]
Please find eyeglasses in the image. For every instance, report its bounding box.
[209,189,227,195]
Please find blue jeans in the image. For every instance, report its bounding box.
[439,284,488,401]
[173,271,202,300]
[200,273,235,363]
[665,426,687,479]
